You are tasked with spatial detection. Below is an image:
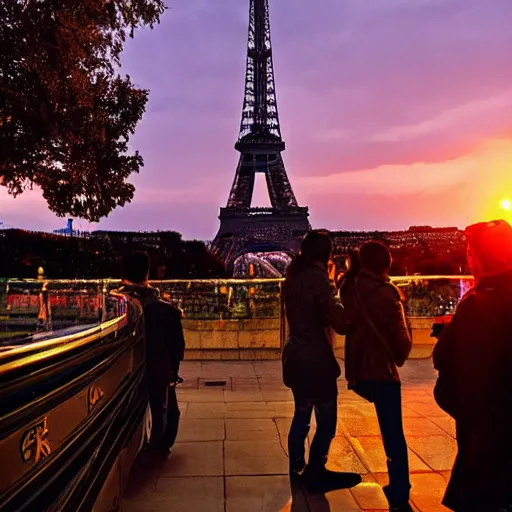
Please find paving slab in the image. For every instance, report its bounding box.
[226,418,280,441]
[404,401,447,418]
[409,473,451,512]
[402,417,451,437]
[310,488,361,511]
[429,416,456,438]
[350,480,389,510]
[186,402,226,419]
[326,435,369,475]
[224,390,264,402]
[226,401,275,418]
[178,389,225,403]
[226,476,296,512]
[354,436,431,473]
[407,435,457,471]
[225,439,289,475]
[159,441,224,477]
[262,390,293,402]
[341,416,382,437]
[175,418,225,443]
[267,401,297,418]
[124,477,224,512]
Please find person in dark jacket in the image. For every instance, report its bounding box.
[340,241,413,512]
[283,230,361,493]
[119,251,185,454]
[433,220,512,512]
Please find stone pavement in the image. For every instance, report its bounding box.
[123,360,455,512]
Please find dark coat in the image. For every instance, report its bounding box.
[118,284,185,387]
[433,270,512,510]
[283,262,347,400]
[340,270,412,387]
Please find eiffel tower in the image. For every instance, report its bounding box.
[213,0,310,265]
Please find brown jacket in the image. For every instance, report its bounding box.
[340,270,412,386]
[283,261,347,399]
[433,270,512,510]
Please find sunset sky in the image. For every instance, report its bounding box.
[1,0,512,239]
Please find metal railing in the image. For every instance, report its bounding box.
[0,276,473,343]
[0,292,147,512]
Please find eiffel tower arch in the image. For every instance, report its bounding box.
[212,0,311,266]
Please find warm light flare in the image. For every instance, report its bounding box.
[500,198,512,212]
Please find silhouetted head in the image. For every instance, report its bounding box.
[122,251,150,285]
[287,230,332,277]
[465,219,512,280]
[360,241,392,276]
[301,230,332,267]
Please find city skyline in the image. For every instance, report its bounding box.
[1,0,512,239]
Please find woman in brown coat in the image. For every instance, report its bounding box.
[340,241,413,512]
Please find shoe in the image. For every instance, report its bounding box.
[302,466,362,494]
[383,485,413,512]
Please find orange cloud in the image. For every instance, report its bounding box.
[295,138,512,227]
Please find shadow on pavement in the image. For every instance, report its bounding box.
[290,482,330,511]
[289,472,362,511]
[123,448,169,499]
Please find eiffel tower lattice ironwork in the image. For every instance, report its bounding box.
[213,0,310,264]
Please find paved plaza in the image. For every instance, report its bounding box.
[123,360,455,512]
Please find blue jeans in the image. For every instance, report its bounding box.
[288,392,337,472]
[355,381,411,503]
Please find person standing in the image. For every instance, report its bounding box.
[283,230,361,493]
[339,241,413,512]
[433,220,512,511]
[119,251,185,454]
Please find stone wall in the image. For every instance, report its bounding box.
[183,318,282,360]
[182,316,436,360]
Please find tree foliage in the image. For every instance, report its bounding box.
[0,0,165,221]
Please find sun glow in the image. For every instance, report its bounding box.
[500,198,512,212]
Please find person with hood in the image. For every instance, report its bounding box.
[339,241,413,512]
[119,251,185,454]
[433,220,512,511]
[283,230,362,493]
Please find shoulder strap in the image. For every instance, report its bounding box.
[353,276,396,360]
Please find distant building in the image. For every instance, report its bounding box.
[331,226,464,255]
[89,230,182,253]
[54,219,79,237]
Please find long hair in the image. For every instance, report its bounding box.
[287,230,333,278]
[337,249,361,297]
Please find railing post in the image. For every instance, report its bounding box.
[101,280,108,323]
[37,280,52,332]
